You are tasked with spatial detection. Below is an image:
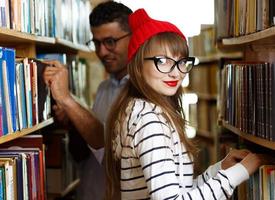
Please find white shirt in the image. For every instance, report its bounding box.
[113,99,249,199]
[78,75,128,200]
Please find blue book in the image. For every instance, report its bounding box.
[3,48,18,132]
[36,53,67,64]
[0,47,8,135]
[0,70,2,136]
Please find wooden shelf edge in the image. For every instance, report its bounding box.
[55,38,91,53]
[222,120,275,150]
[196,92,217,101]
[197,52,243,63]
[0,28,92,53]
[0,118,54,144]
[186,91,217,101]
[222,26,275,46]
[0,28,55,44]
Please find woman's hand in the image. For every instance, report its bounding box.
[221,149,250,170]
[240,153,262,175]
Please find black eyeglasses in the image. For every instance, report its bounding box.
[144,56,195,74]
[86,33,131,51]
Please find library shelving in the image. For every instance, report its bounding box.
[0,1,94,199]
[216,0,275,199]
[218,27,275,151]
[187,25,243,174]
[0,26,94,199]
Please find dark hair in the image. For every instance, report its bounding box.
[89,1,133,32]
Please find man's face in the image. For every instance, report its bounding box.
[91,22,130,80]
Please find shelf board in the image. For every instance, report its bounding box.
[196,92,217,101]
[0,118,54,144]
[55,38,91,53]
[222,121,275,150]
[222,26,275,46]
[0,28,55,45]
[197,52,243,63]
[0,28,91,54]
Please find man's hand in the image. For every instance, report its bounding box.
[43,60,71,104]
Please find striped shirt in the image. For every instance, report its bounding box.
[113,99,249,199]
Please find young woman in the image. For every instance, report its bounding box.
[105,8,262,200]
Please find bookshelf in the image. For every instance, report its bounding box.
[221,121,275,151]
[216,0,275,199]
[222,26,275,45]
[187,24,244,175]
[0,0,94,198]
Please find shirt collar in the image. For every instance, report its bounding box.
[110,74,129,87]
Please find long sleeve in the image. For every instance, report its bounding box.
[119,99,249,200]
[194,161,222,187]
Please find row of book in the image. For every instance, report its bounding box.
[220,62,275,141]
[37,53,90,106]
[0,0,91,45]
[0,47,51,136]
[0,134,46,200]
[216,0,275,39]
[237,165,275,200]
[188,25,217,57]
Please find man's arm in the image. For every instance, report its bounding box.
[43,60,104,149]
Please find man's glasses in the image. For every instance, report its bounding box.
[86,33,131,51]
[144,56,195,74]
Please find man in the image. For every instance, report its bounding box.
[44,2,132,199]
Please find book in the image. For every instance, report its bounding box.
[3,47,18,133]
[15,62,27,130]
[0,47,9,135]
[0,166,6,200]
[33,59,51,123]
[23,58,32,128]
[0,157,17,200]
[2,60,13,134]
[0,83,2,136]
[0,135,46,199]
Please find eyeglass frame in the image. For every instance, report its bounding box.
[86,33,131,51]
[144,56,195,74]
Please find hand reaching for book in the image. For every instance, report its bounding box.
[43,60,71,104]
[240,153,262,175]
[221,149,250,170]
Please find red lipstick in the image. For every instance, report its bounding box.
[164,81,178,87]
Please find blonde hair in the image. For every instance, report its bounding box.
[105,32,197,199]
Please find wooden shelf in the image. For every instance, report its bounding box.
[197,52,243,63]
[0,28,91,54]
[196,92,217,101]
[0,118,54,145]
[55,38,91,54]
[222,26,275,46]
[0,28,55,45]
[222,120,275,150]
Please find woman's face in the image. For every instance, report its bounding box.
[142,48,187,96]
